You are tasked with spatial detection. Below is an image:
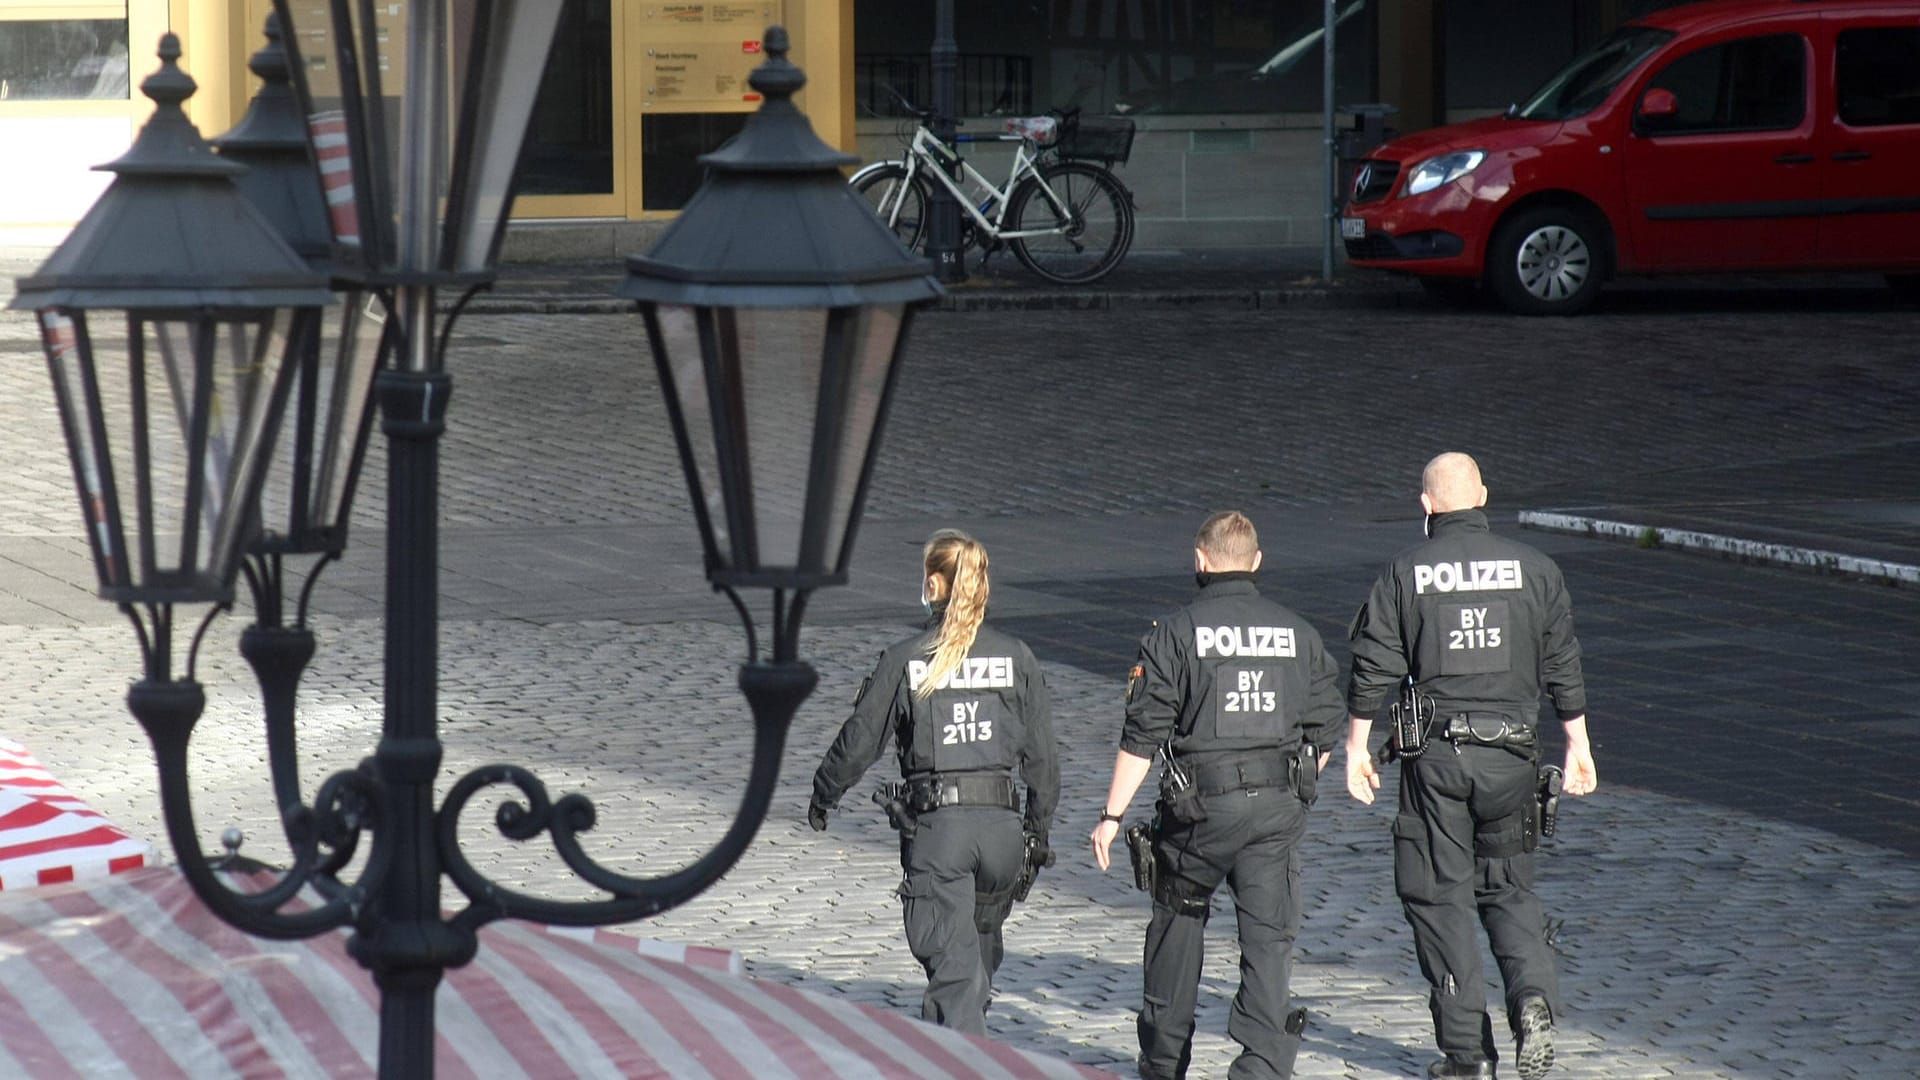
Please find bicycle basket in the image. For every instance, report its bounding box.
[1054,115,1136,165]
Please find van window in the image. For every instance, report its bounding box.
[1639,33,1805,135]
[1516,25,1673,120]
[1836,27,1920,127]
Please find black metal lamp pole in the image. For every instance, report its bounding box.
[18,19,937,1080]
[928,0,967,283]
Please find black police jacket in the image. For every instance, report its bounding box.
[1119,573,1345,763]
[811,617,1059,838]
[1346,509,1587,725]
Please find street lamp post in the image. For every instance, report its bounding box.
[14,16,937,1080]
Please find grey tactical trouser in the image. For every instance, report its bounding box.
[1142,786,1307,1080]
[1395,743,1560,1068]
[899,805,1024,1034]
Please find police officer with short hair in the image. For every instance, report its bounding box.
[809,529,1059,1035]
[1090,511,1344,1080]
[1343,452,1598,1080]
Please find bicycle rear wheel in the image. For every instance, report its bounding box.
[1007,161,1133,284]
[852,164,931,252]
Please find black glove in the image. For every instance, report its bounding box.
[807,801,830,832]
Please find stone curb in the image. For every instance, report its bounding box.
[1518,510,1920,587]
[460,284,1426,317]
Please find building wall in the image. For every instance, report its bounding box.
[4,0,1696,249]
[856,111,1345,252]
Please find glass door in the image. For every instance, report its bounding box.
[625,0,783,215]
[517,0,623,216]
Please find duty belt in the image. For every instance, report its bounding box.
[1432,714,1535,751]
[906,774,1019,813]
[1185,753,1290,797]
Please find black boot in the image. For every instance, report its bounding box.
[1427,1059,1494,1079]
[1514,995,1554,1080]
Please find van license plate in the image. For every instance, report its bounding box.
[1340,218,1367,240]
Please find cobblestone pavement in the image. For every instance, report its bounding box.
[4,617,1914,1079]
[2,278,1918,1077]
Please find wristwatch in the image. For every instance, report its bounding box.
[1099,810,1125,824]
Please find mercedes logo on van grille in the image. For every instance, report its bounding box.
[1355,164,1374,194]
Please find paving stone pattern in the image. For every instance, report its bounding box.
[2,617,1914,1079]
[2,278,1918,1077]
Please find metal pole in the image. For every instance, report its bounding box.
[1323,0,1336,282]
[347,368,467,1080]
[928,0,966,283]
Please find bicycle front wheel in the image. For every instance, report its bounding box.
[1007,161,1134,284]
[852,163,932,252]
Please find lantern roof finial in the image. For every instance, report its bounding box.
[107,33,245,180]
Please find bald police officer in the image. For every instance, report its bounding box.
[1344,453,1598,1080]
[1091,511,1344,1080]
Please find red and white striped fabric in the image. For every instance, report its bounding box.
[542,923,744,976]
[0,737,152,891]
[0,866,1117,1079]
[308,110,360,247]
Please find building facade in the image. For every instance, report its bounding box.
[2,0,1686,251]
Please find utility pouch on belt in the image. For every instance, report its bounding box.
[1290,742,1319,806]
[1125,822,1155,893]
[1436,715,1537,761]
[1538,765,1564,838]
[1158,751,1208,824]
[1390,680,1434,761]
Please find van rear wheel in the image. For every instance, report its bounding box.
[1486,207,1604,316]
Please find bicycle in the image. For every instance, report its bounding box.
[850,93,1137,285]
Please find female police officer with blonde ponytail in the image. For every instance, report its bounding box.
[809,529,1059,1034]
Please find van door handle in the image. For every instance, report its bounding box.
[1831,150,1873,162]
[1773,153,1814,164]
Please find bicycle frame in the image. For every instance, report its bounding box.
[880,125,1077,242]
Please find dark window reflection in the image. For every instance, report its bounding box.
[852,0,1374,118]
[1836,27,1920,128]
[641,112,747,211]
[519,0,614,196]
[0,19,130,101]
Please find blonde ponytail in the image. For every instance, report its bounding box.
[915,529,990,699]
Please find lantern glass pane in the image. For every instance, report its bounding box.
[38,310,127,590]
[821,304,904,574]
[654,304,730,563]
[134,312,298,590]
[274,0,390,258]
[729,306,828,573]
[313,292,384,530]
[258,290,385,547]
[447,0,566,271]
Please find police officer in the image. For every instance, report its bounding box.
[1090,511,1344,1080]
[1343,452,1598,1080]
[808,529,1059,1035]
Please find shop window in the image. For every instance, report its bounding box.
[520,0,614,195]
[1836,26,1920,128]
[0,16,128,100]
[642,112,747,211]
[851,0,1374,118]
